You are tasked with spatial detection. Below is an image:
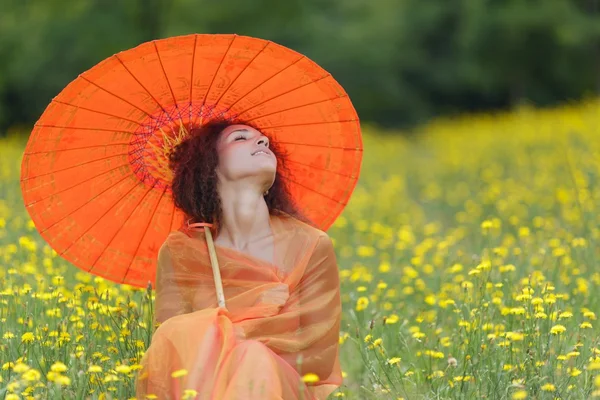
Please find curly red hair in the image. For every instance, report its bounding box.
[168,119,310,235]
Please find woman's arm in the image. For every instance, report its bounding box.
[153,243,192,327]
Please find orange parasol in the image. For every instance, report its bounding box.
[20,33,362,289]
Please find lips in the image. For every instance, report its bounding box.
[251,149,272,157]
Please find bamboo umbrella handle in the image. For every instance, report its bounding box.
[203,226,227,309]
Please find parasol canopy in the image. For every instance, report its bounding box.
[20,33,362,288]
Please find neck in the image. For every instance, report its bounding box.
[216,183,272,250]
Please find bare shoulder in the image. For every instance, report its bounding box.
[282,214,333,248]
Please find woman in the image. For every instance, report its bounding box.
[135,119,343,399]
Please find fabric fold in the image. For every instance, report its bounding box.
[135,213,343,400]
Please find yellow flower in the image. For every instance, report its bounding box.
[21,332,35,344]
[50,362,67,373]
[182,389,198,399]
[580,322,593,329]
[356,297,369,311]
[170,369,188,378]
[88,365,102,373]
[558,311,573,319]
[54,375,71,386]
[385,314,399,324]
[506,332,524,341]
[13,363,30,373]
[302,373,320,383]
[541,383,555,391]
[116,365,132,374]
[550,325,566,335]
[22,368,41,381]
[512,390,527,399]
[387,357,401,365]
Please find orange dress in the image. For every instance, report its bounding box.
[135,214,343,399]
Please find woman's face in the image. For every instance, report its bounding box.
[215,124,277,190]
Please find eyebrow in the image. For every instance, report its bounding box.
[228,129,249,137]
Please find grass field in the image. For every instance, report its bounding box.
[2,99,600,399]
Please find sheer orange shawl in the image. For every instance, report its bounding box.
[135,214,343,399]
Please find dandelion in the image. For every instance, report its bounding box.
[385,314,399,324]
[88,365,102,373]
[302,373,320,383]
[21,332,34,344]
[50,362,67,373]
[171,368,188,378]
[387,357,401,365]
[550,325,567,335]
[356,296,369,311]
[541,383,556,391]
[182,389,198,399]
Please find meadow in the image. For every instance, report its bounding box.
[1,99,600,399]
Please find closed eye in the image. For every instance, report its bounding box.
[234,135,246,141]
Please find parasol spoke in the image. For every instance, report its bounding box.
[243,95,349,123]
[52,99,142,126]
[80,75,156,119]
[233,73,331,120]
[270,142,361,150]
[24,143,129,155]
[35,125,135,135]
[260,119,359,129]
[21,152,137,181]
[56,179,143,259]
[193,35,237,127]
[211,41,270,110]
[38,173,136,237]
[121,184,169,283]
[153,41,183,122]
[278,175,347,205]
[220,54,305,115]
[114,54,174,123]
[23,160,135,205]
[189,35,198,122]
[285,158,358,179]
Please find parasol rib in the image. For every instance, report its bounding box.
[259,119,358,129]
[220,54,305,115]
[36,173,136,235]
[23,161,132,204]
[121,185,169,283]
[114,54,174,123]
[211,41,270,110]
[24,143,129,155]
[80,75,157,119]
[153,41,183,122]
[52,100,142,126]
[189,34,198,122]
[243,95,349,123]
[278,175,347,205]
[35,125,135,135]
[234,74,331,119]
[54,179,143,257]
[21,153,134,181]
[285,158,358,179]
[192,35,237,127]
[87,182,158,275]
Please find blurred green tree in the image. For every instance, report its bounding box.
[0,0,598,134]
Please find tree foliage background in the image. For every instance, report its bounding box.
[1,0,599,134]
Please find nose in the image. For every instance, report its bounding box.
[256,136,269,148]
